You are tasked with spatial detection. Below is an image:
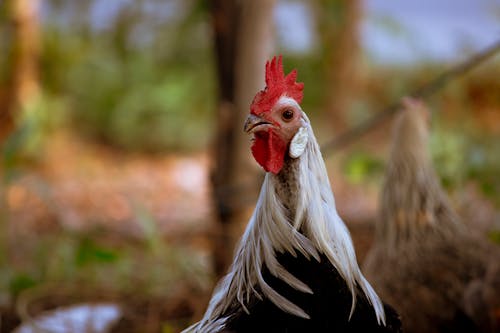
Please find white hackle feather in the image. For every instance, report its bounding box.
[184,104,386,333]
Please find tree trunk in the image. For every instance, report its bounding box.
[210,0,275,278]
[317,0,362,131]
[0,0,40,143]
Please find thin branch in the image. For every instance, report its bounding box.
[320,38,500,156]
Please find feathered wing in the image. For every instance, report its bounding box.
[185,115,385,332]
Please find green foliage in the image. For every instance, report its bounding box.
[9,273,38,297]
[488,230,500,245]
[430,125,467,188]
[36,0,216,152]
[135,203,163,254]
[285,54,326,115]
[463,137,500,206]
[342,151,384,184]
[0,202,212,305]
[430,122,500,206]
[75,237,120,266]
[2,93,65,182]
[0,225,211,309]
[0,0,17,86]
[162,324,176,333]
[67,53,214,151]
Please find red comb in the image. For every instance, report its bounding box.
[250,55,304,115]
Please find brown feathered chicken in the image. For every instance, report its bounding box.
[182,56,401,332]
[363,97,500,333]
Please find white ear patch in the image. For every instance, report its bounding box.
[289,127,308,158]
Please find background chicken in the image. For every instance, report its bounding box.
[363,97,500,333]
[183,56,401,332]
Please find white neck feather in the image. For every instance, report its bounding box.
[185,114,385,332]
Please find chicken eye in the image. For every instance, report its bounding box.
[282,109,294,121]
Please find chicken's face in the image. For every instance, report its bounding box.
[243,56,305,174]
[244,96,305,174]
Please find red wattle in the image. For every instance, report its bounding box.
[251,129,287,174]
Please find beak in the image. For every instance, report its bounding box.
[243,114,271,133]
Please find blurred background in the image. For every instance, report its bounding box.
[0,0,499,332]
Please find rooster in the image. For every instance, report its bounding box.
[363,98,500,333]
[183,56,401,332]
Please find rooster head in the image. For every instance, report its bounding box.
[243,56,306,174]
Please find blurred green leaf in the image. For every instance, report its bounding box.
[9,273,38,297]
[343,151,384,184]
[1,92,66,182]
[430,126,467,188]
[162,323,175,333]
[75,238,120,266]
[134,203,164,255]
[488,230,500,245]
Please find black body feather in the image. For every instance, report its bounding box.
[224,252,402,333]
